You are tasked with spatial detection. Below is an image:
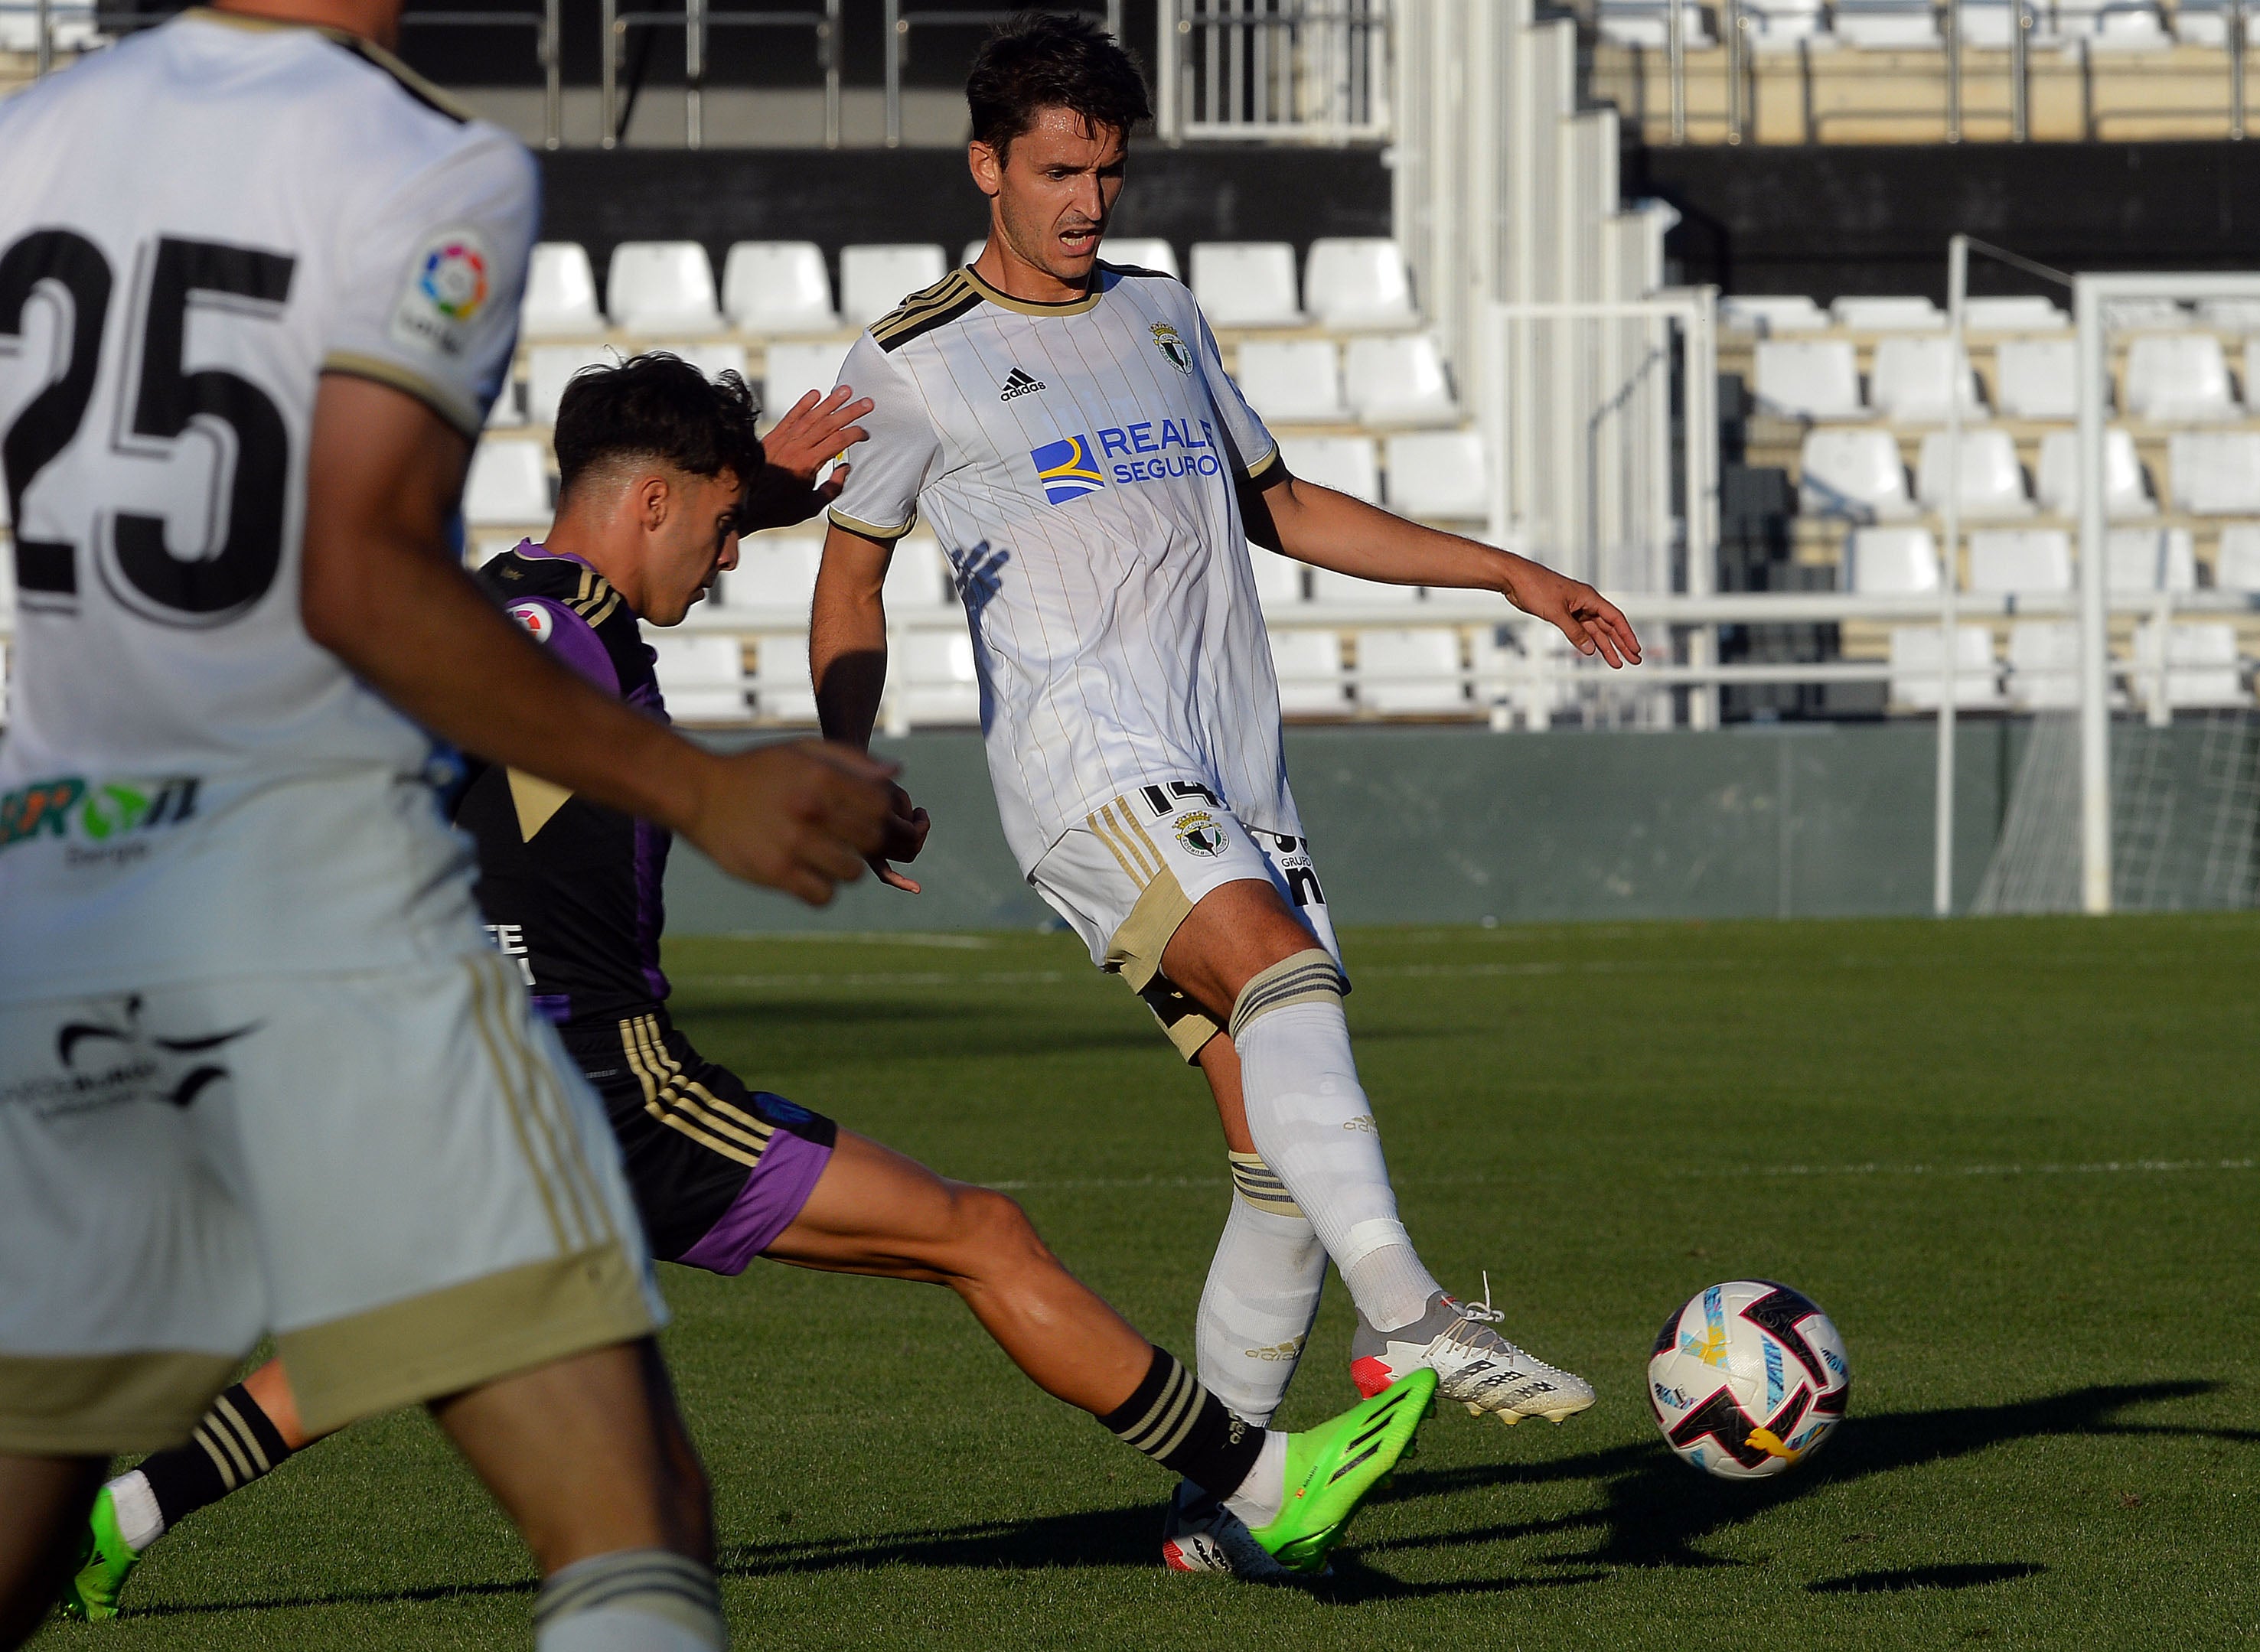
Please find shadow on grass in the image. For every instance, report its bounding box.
[1808,1562,2046,1594]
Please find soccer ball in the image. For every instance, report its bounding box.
[1647,1279,1850,1480]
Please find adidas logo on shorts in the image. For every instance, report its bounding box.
[999,367,1046,402]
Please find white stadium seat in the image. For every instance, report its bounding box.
[2177,0,2236,43]
[1958,3,2023,50]
[607,242,722,334]
[1234,340,1347,423]
[2007,622,2082,710]
[647,634,748,722]
[1344,334,1459,425]
[2216,523,2260,591]
[2202,298,2260,332]
[526,343,617,425]
[1247,545,1307,608]
[1355,629,1466,714]
[2246,341,2260,413]
[1832,295,1945,331]
[1384,431,1489,520]
[1754,339,1862,419]
[461,442,552,528]
[961,240,987,271]
[1889,626,2004,710]
[484,380,527,429]
[1596,0,1719,45]
[1799,428,1913,521]
[1993,338,2082,420]
[1967,529,2072,595]
[520,243,605,339]
[841,244,948,328]
[2133,622,2245,709]
[1962,295,2069,331]
[898,630,982,725]
[753,634,817,724]
[1834,0,1942,46]
[2104,297,2187,331]
[882,538,952,611]
[719,536,822,617]
[1721,295,1829,335]
[722,241,839,334]
[1311,568,1421,606]
[1745,0,1825,49]
[2168,431,2260,514]
[2124,334,2236,422]
[1303,238,1417,328]
[1190,242,1303,327]
[1870,337,1984,422]
[2057,0,2171,47]
[1270,628,1346,715]
[1277,435,1380,502]
[2035,428,2154,518]
[1916,429,2032,519]
[1845,526,1942,594]
[762,339,854,422]
[1101,236,1179,277]
[660,341,748,384]
[2108,526,2197,592]
[1469,622,1579,724]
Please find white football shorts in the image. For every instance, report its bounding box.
[1032,780,1344,1061]
[0,949,662,1454]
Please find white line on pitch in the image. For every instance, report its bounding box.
[1740,1158,2256,1178]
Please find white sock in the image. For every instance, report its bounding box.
[1232,968,1441,1335]
[1195,1194,1327,1426]
[1220,1429,1290,1530]
[105,1469,165,1553]
[534,1550,726,1651]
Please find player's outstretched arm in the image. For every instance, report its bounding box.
[1241,468,1643,668]
[812,522,931,891]
[737,386,871,533]
[302,374,894,904]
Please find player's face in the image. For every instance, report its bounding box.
[645,468,742,627]
[978,109,1127,293]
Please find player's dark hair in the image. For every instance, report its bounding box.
[967,10,1151,161]
[553,352,764,501]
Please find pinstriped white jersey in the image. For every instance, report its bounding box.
[826,262,1296,872]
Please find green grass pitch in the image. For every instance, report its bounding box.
[36,914,2260,1649]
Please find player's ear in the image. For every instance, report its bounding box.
[968,140,1003,200]
[637,471,672,529]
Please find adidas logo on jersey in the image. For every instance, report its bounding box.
[998,367,1046,402]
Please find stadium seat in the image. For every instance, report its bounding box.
[2176,0,2236,43]
[1845,526,1942,593]
[1994,338,2082,420]
[2056,0,2171,47]
[1234,339,1348,422]
[0,8,96,51]
[1270,628,1347,715]
[484,380,527,428]
[2107,526,2197,592]
[461,441,552,528]
[2213,523,2260,590]
[2246,340,2260,413]
[526,344,617,425]
[1956,1,2023,47]
[2104,297,2187,331]
[1384,431,1490,520]
[2167,431,2260,514]
[1745,0,1827,49]
[520,243,605,339]
[1834,0,1942,45]
[1247,544,1308,608]
[2124,334,2236,422]
[1277,435,1380,502]
[1832,295,1945,331]
[1870,337,1984,422]
[1596,0,1718,46]
[1754,339,1863,419]
[1344,334,1459,425]
[841,244,948,328]
[1889,626,2004,709]
[1721,295,1829,335]
[1192,243,1303,327]
[2036,428,2155,518]
[762,339,853,421]
[2132,621,2245,709]
[647,634,748,722]
[898,629,982,725]
[1101,236,1179,277]
[607,242,722,334]
[660,341,748,384]
[960,240,987,271]
[1967,528,2072,594]
[719,535,821,617]
[721,241,839,334]
[1916,430,2033,519]
[1355,628,1467,714]
[1799,428,1914,521]
[882,538,952,611]
[753,634,817,724]
[1303,238,1417,328]
[2201,297,2260,332]
[1962,296,2069,331]
[1312,568,1422,606]
[2006,622,2082,710]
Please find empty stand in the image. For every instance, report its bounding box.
[1916,430,2032,519]
[2036,428,2155,517]
[1312,569,1422,606]
[2132,621,2245,708]
[897,630,982,725]
[719,536,822,617]
[1235,340,1348,422]
[1963,296,2069,331]
[2216,523,2260,591]
[461,442,552,528]
[1384,431,1489,520]
[1247,545,1309,607]
[2103,298,2187,331]
[722,242,839,334]
[2201,298,2260,332]
[1845,526,1942,593]
[647,634,748,721]
[662,341,748,384]
[1755,339,1862,419]
[2007,622,2082,710]
[1833,0,1943,47]
[2056,0,2172,47]
[2107,526,2197,591]
[520,243,605,339]
[1870,337,1984,422]
[1967,528,2072,594]
[1833,295,1945,331]
[841,245,947,328]
[1799,428,1914,520]
[1889,626,2004,709]
[1191,243,1303,327]
[1277,435,1380,502]
[1596,0,1718,46]
[1303,238,1417,328]
[763,340,853,421]
[1101,236,1179,277]
[1745,0,1825,47]
[2124,334,2236,422]
[607,243,722,334]
[1270,629,1347,715]
[527,344,617,425]
[1722,295,1828,334]
[1355,629,1466,714]
[2168,432,2260,513]
[882,539,953,611]
[1994,338,2081,420]
[753,634,817,723]
[1344,334,1459,425]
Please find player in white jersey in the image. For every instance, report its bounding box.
[810,15,1643,1575]
[0,4,895,1645]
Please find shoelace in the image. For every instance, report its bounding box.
[1457,1270,1506,1326]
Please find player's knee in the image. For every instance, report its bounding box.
[947,1185,1053,1275]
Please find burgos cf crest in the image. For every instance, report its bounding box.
[1031,434,1107,505]
[1172,810,1227,857]
[1151,322,1194,375]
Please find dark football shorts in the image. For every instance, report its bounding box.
[557,1008,836,1275]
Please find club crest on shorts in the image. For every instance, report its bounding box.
[1151,322,1194,375]
[1172,810,1227,857]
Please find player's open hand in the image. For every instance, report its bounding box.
[739,386,873,532]
[871,781,932,893]
[1500,554,1643,668]
[689,739,897,904]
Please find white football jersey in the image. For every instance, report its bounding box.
[826,262,1296,871]
[0,11,536,1000]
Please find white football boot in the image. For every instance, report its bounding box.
[1159,1481,1315,1582]
[1349,1276,1595,1426]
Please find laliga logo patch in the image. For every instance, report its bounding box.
[1030,434,1107,505]
[1151,322,1193,375]
[1172,810,1227,858]
[507,601,554,643]
[391,226,491,358]
[420,239,489,321]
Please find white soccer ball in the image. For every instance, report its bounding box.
[1647,1279,1851,1480]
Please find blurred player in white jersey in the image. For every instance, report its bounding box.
[810,13,1644,1575]
[0,4,896,1646]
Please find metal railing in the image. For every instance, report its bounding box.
[598,0,837,149]
[1156,0,1392,142]
[879,2,1123,146]
[402,3,562,148]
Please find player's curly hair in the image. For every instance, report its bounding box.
[553,351,765,501]
[967,10,1151,160]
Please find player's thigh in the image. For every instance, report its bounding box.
[763,1129,1016,1280]
[216,952,660,1439]
[0,990,264,1456]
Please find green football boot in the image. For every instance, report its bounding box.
[57,1484,139,1622]
[1250,1366,1437,1574]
